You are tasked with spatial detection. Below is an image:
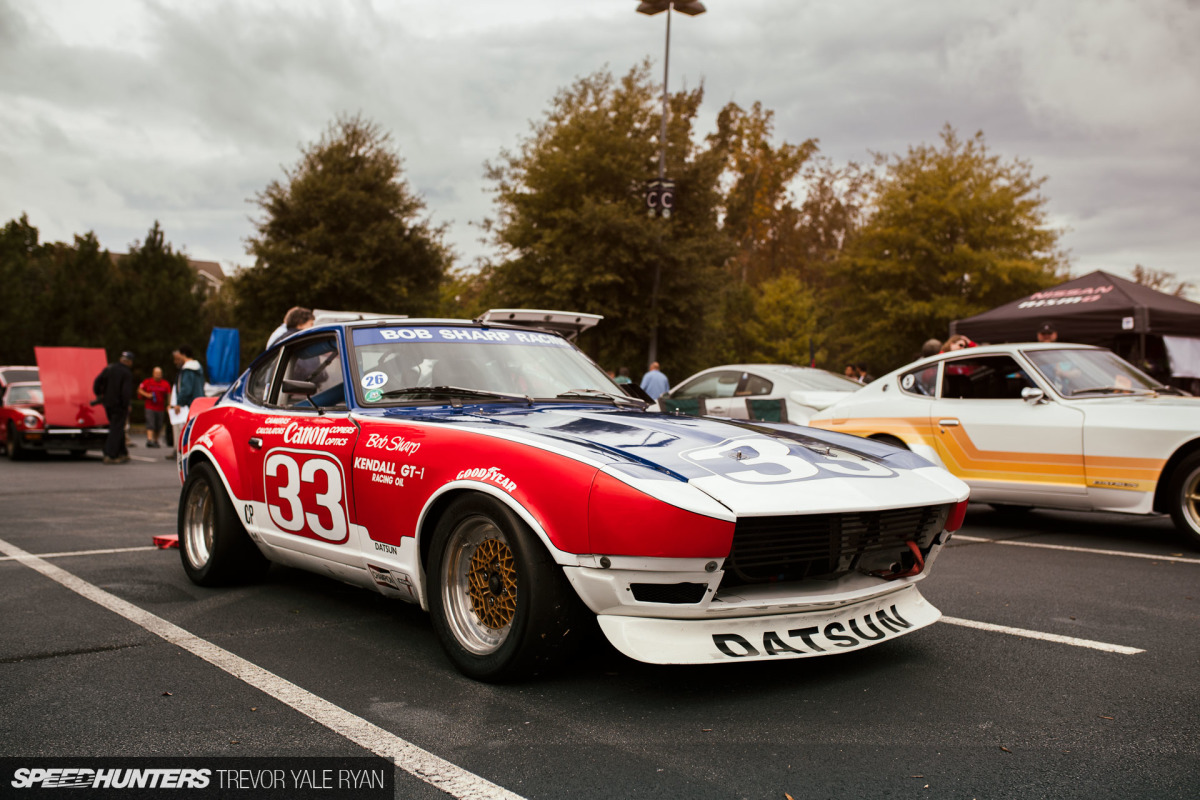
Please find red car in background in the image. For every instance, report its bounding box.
[1,348,110,459]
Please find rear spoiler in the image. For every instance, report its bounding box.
[475,309,603,341]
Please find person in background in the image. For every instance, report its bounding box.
[94,351,134,464]
[165,345,206,458]
[1037,322,1058,343]
[845,363,874,384]
[137,366,171,448]
[922,338,943,358]
[640,362,670,400]
[614,366,632,386]
[267,307,316,348]
[941,334,974,352]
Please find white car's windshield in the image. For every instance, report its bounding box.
[773,366,863,391]
[350,325,625,403]
[1024,348,1162,396]
[6,384,43,405]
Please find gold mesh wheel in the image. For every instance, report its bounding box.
[466,537,518,630]
[441,515,519,656]
[1183,466,1200,530]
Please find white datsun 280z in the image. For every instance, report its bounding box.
[809,342,1200,548]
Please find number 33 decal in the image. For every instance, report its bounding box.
[265,451,348,541]
[685,437,894,484]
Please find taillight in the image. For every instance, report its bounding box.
[945,499,969,532]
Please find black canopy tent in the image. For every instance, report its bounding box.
[951,270,1200,385]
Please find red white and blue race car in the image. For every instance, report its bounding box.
[175,312,969,681]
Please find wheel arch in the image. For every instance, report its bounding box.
[869,433,910,450]
[415,482,575,597]
[1153,437,1200,514]
[184,447,245,513]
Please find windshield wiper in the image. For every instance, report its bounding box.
[379,386,531,404]
[1068,386,1151,396]
[551,389,647,408]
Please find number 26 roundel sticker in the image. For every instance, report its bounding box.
[361,370,388,389]
[264,450,349,542]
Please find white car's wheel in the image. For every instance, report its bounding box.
[427,494,586,681]
[1166,452,1200,549]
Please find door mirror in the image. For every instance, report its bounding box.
[282,379,317,396]
[1021,387,1046,404]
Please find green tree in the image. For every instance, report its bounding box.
[742,274,823,365]
[480,62,734,377]
[111,221,209,374]
[711,102,818,287]
[829,125,1066,373]
[0,215,50,364]
[236,114,451,348]
[43,231,119,350]
[1130,264,1193,299]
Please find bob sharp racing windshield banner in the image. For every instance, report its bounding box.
[1,758,392,799]
[352,325,573,348]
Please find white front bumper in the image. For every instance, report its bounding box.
[596,583,940,664]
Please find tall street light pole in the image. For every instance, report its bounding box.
[636,0,705,368]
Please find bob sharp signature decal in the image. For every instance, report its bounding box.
[713,604,914,657]
[456,466,517,493]
[363,433,422,455]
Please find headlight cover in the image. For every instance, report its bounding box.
[23,414,41,428]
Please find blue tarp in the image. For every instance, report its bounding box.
[206,327,241,386]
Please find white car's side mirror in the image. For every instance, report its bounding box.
[1021,387,1046,404]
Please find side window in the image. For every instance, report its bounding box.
[740,373,774,396]
[900,365,938,396]
[940,355,1035,400]
[673,371,742,400]
[274,337,346,410]
[245,353,279,407]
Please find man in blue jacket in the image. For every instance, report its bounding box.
[165,345,206,458]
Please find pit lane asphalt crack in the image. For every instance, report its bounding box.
[0,641,150,664]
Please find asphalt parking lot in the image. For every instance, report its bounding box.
[1,451,1198,799]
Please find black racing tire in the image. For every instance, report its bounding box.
[5,423,25,461]
[178,461,270,586]
[427,493,587,682]
[1166,452,1200,549]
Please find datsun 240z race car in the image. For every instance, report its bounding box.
[175,313,969,681]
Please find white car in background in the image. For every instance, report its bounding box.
[807,343,1200,547]
[656,364,863,424]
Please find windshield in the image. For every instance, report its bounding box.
[6,384,43,405]
[773,366,863,391]
[1024,348,1162,396]
[350,325,624,404]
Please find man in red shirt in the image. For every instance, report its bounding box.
[137,366,171,448]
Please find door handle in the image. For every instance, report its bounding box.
[938,419,960,427]
[249,437,263,449]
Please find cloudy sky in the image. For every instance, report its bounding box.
[2,0,1198,290]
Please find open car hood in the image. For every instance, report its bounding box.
[34,347,110,428]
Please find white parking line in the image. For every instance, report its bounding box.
[954,535,1200,564]
[0,546,156,562]
[0,535,525,800]
[940,616,1144,655]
